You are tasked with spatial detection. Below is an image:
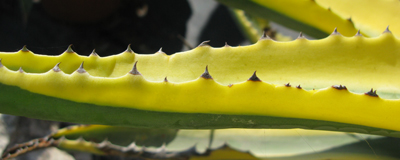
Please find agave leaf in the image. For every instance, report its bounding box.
[0,32,400,136]
[4,127,399,159]
[315,0,400,37]
[229,9,267,43]
[52,125,178,147]
[229,9,292,43]
[219,0,400,38]
[1,124,177,159]
[167,129,379,157]
[171,129,400,160]
[190,145,260,160]
[57,136,400,160]
[218,0,357,38]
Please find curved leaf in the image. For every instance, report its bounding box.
[219,0,400,38]
[0,33,400,136]
[218,0,357,38]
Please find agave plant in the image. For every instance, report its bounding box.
[1,0,400,159]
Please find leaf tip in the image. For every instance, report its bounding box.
[129,61,141,75]
[77,62,86,73]
[157,47,166,54]
[365,88,379,97]
[200,65,213,79]
[347,17,352,23]
[197,40,210,47]
[125,44,134,53]
[332,85,347,90]
[248,71,261,81]
[297,32,307,39]
[89,49,99,57]
[52,62,61,72]
[383,25,391,34]
[224,42,231,47]
[20,45,29,52]
[98,138,111,148]
[331,27,341,35]
[18,67,24,73]
[260,31,272,40]
[66,44,75,53]
[355,30,362,36]
[76,136,85,143]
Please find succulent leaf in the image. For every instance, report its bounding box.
[229,9,292,43]
[218,0,358,38]
[52,125,178,147]
[1,124,178,159]
[219,0,400,38]
[0,33,400,136]
[315,0,400,37]
[229,9,268,43]
[4,128,400,160]
[172,129,400,160]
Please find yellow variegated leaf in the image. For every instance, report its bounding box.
[219,0,400,38]
[0,32,400,137]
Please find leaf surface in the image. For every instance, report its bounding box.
[219,0,400,38]
[0,34,400,135]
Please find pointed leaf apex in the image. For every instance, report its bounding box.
[383,25,391,34]
[248,71,261,81]
[331,27,341,35]
[76,136,85,142]
[98,138,111,147]
[125,44,134,53]
[127,141,136,149]
[53,62,61,72]
[260,31,272,40]
[220,143,230,149]
[129,61,141,75]
[332,85,347,90]
[90,49,99,57]
[157,47,165,54]
[347,17,352,23]
[18,67,24,73]
[224,42,230,47]
[355,30,362,36]
[21,45,29,52]
[200,66,213,79]
[66,44,74,53]
[77,62,86,73]
[198,40,210,47]
[365,88,379,97]
[159,143,167,152]
[297,32,306,39]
